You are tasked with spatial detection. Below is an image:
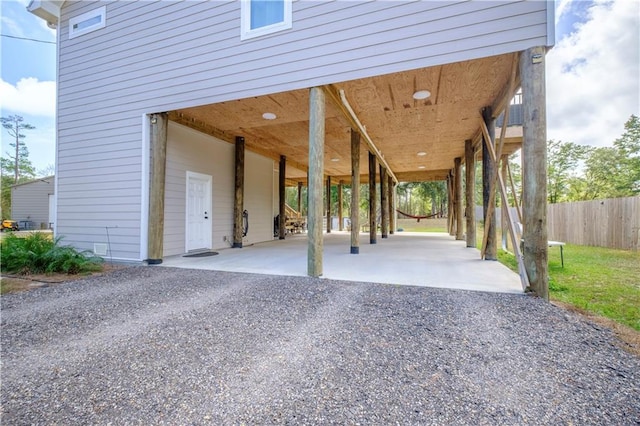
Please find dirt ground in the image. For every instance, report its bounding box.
[0,264,125,294]
[1,266,638,358]
[550,300,640,357]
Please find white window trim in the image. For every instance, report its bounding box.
[69,6,106,39]
[240,0,292,41]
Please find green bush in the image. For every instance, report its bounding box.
[0,233,103,275]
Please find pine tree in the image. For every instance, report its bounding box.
[1,115,36,183]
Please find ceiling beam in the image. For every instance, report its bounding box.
[169,111,309,174]
[322,85,398,184]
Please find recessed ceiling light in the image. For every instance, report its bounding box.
[413,90,431,100]
[418,165,426,169]
[262,112,277,120]
[330,158,340,162]
[417,151,427,156]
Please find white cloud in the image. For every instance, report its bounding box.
[0,15,25,37]
[554,0,572,25]
[0,78,56,117]
[546,0,640,147]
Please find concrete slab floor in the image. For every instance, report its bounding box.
[162,232,524,294]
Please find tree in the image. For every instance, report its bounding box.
[1,115,36,183]
[612,114,640,194]
[1,115,37,219]
[547,139,591,203]
[581,147,627,199]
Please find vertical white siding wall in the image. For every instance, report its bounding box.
[55,0,551,260]
[164,122,274,256]
[244,151,276,245]
[10,177,55,228]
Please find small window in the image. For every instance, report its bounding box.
[69,6,106,39]
[241,0,292,41]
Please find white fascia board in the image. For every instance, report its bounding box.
[27,0,63,26]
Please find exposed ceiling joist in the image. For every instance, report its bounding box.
[322,85,398,184]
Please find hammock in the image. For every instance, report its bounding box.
[396,209,441,222]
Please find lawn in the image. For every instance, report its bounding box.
[497,245,640,331]
[395,219,639,331]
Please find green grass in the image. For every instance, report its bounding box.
[497,245,640,331]
[1,233,104,276]
[396,218,448,233]
[398,219,638,330]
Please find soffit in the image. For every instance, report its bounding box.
[174,52,522,183]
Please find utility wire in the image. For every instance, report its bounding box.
[0,34,55,44]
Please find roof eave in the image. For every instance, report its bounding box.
[27,0,63,28]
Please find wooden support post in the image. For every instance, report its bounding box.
[279,155,286,240]
[389,176,395,235]
[521,46,549,299]
[380,165,388,238]
[233,136,245,248]
[368,152,377,244]
[338,180,344,231]
[454,157,464,240]
[464,139,476,248]
[501,155,509,250]
[147,112,168,264]
[447,172,455,236]
[350,129,360,254]
[482,106,497,260]
[297,182,303,215]
[308,87,325,277]
[326,176,332,233]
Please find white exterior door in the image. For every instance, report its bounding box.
[186,171,212,252]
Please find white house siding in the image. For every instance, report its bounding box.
[10,177,55,228]
[244,151,277,246]
[55,0,552,260]
[164,122,274,257]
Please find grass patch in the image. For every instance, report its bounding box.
[496,245,640,331]
[396,218,447,233]
[1,233,103,276]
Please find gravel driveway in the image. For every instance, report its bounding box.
[2,267,639,424]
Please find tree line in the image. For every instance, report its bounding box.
[547,115,639,203]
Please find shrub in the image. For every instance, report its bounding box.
[0,233,103,275]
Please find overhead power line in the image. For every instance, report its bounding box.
[0,34,56,45]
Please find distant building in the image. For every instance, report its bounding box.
[11,176,55,230]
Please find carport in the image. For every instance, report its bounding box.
[148,49,547,297]
[162,232,522,294]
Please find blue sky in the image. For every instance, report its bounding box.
[1,0,57,174]
[1,0,639,174]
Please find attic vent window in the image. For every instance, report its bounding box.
[69,6,106,39]
[241,0,292,41]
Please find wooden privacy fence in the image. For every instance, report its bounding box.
[547,197,640,250]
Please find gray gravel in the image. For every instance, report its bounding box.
[1,266,639,425]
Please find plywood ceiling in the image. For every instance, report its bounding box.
[173,52,522,183]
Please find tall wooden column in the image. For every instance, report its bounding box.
[338,180,344,231]
[368,152,377,244]
[482,106,497,260]
[447,172,455,236]
[279,155,286,240]
[233,136,245,248]
[326,176,332,233]
[501,155,509,250]
[464,139,476,248]
[388,176,395,235]
[308,87,325,277]
[521,46,549,299]
[297,182,303,214]
[147,112,168,264]
[380,166,388,238]
[350,129,360,254]
[454,157,464,240]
